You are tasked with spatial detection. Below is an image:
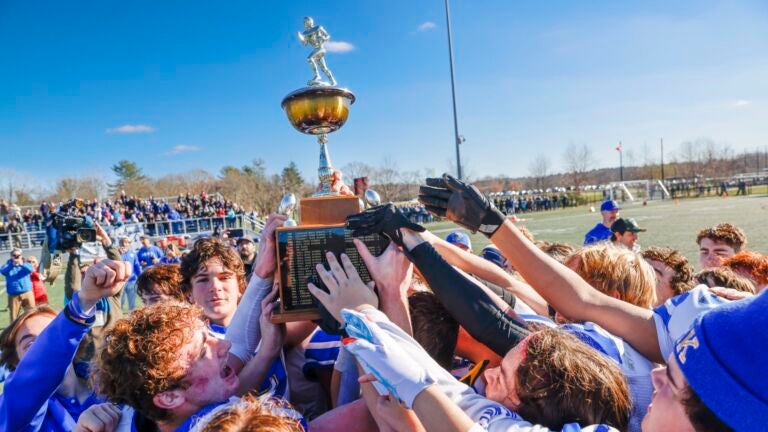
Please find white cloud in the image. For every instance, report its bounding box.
[166,145,202,155]
[324,41,355,53]
[106,124,155,134]
[731,99,752,108]
[418,21,436,32]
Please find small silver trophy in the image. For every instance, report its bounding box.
[278,193,298,227]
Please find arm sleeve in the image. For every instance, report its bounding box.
[0,261,11,276]
[409,242,530,356]
[225,274,274,362]
[0,311,91,432]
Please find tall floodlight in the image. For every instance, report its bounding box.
[444,0,463,179]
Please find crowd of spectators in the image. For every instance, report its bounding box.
[0,193,252,246]
[492,193,570,214]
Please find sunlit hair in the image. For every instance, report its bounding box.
[95,302,205,421]
[136,264,187,302]
[566,243,657,308]
[641,246,695,296]
[694,267,756,294]
[0,305,57,371]
[180,237,246,297]
[515,329,631,430]
[722,251,768,288]
[536,241,576,264]
[696,223,747,252]
[194,395,305,432]
[517,225,535,243]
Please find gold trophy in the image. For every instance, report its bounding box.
[272,17,388,323]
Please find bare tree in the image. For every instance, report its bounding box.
[528,154,551,190]
[562,143,595,190]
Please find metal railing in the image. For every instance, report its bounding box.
[0,214,266,253]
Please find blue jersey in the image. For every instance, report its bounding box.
[302,329,341,379]
[584,223,612,245]
[121,250,142,281]
[137,245,164,269]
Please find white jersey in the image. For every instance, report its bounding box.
[653,285,729,361]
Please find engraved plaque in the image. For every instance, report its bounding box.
[273,224,389,322]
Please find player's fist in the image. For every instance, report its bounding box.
[80,259,132,311]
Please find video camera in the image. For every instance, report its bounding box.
[51,199,97,251]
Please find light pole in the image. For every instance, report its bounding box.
[444,0,463,179]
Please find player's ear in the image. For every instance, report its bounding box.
[153,389,186,410]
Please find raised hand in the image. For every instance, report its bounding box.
[346,204,424,248]
[355,239,412,300]
[307,252,378,323]
[418,173,506,237]
[258,284,286,356]
[80,259,132,311]
[253,213,289,279]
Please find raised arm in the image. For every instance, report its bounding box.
[425,231,548,316]
[0,260,131,431]
[419,174,663,363]
[346,204,530,356]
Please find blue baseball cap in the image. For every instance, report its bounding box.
[481,246,507,269]
[600,200,620,212]
[446,231,471,250]
[673,291,768,430]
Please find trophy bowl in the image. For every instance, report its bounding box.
[281,87,356,135]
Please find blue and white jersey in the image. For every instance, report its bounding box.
[208,323,290,401]
[302,328,341,379]
[561,322,653,432]
[653,285,729,361]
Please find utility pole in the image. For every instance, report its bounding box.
[444,0,463,179]
[660,138,665,181]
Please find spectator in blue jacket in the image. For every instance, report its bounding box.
[0,259,132,432]
[119,237,142,311]
[136,235,164,270]
[1,248,35,322]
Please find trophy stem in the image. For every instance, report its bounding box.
[314,133,336,197]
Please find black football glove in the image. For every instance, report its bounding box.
[418,173,506,238]
[346,203,425,248]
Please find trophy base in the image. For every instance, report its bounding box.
[300,195,362,225]
[271,223,390,324]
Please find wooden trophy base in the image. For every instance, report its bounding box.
[272,194,364,323]
[300,195,361,225]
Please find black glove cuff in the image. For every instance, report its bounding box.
[477,208,506,238]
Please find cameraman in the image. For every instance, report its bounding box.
[0,248,34,322]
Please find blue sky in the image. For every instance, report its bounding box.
[2,0,767,187]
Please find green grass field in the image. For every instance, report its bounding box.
[2,194,766,329]
[425,194,768,266]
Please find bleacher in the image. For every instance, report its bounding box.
[0,193,265,255]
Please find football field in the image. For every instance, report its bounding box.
[426,194,768,265]
[2,194,767,329]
